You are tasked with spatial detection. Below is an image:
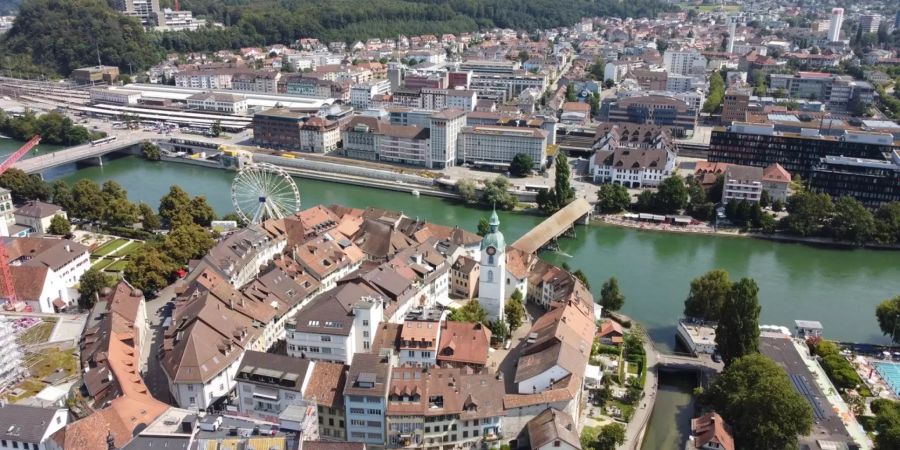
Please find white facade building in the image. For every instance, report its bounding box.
[286,294,384,365]
[89,87,142,105]
[723,165,764,204]
[663,51,708,76]
[428,109,466,169]
[186,92,249,115]
[351,80,392,110]
[828,8,844,42]
[175,71,233,90]
[421,89,478,112]
[0,317,24,388]
[458,126,547,169]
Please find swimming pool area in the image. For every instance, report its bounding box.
[874,362,900,396]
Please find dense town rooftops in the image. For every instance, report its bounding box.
[344,353,392,397]
[304,361,347,409]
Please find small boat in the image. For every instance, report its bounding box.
[0,134,10,139]
[411,190,420,196]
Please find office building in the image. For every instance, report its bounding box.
[767,72,874,112]
[709,122,896,180]
[115,0,161,26]
[859,14,882,34]
[157,8,203,30]
[458,126,548,169]
[599,95,698,137]
[253,107,305,149]
[350,80,392,110]
[421,88,478,112]
[429,109,466,169]
[810,151,900,209]
[828,8,844,42]
[71,66,120,84]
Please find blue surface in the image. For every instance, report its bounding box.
[874,362,900,395]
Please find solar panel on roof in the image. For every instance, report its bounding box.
[768,114,800,122]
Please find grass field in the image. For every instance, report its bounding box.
[92,258,115,271]
[16,319,57,346]
[92,238,130,256]
[105,260,131,272]
[115,242,145,257]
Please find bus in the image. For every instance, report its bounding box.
[90,135,118,146]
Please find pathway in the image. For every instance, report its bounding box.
[91,239,137,272]
[618,335,659,450]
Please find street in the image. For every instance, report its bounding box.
[140,282,181,403]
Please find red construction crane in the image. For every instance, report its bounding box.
[0,135,41,310]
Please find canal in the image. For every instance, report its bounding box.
[640,372,697,450]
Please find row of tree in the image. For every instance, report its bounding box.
[536,153,576,214]
[457,177,519,211]
[0,109,103,146]
[781,191,900,245]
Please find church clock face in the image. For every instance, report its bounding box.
[486,246,496,256]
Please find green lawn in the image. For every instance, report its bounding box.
[92,238,130,256]
[116,242,145,257]
[16,319,57,346]
[627,362,639,375]
[93,259,115,271]
[105,260,130,272]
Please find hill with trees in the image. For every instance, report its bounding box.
[1,0,674,76]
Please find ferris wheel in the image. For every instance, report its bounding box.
[231,162,301,224]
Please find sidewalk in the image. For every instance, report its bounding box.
[617,323,659,450]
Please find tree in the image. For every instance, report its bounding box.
[448,300,489,325]
[566,83,577,102]
[683,269,731,322]
[456,179,478,203]
[476,216,490,237]
[142,141,161,161]
[161,223,215,263]
[874,202,900,245]
[582,423,625,450]
[0,168,50,203]
[760,213,777,234]
[70,179,105,221]
[482,177,517,210]
[759,190,771,208]
[189,195,217,227]
[47,214,72,236]
[829,196,875,245]
[77,268,113,309]
[490,319,509,342]
[103,197,140,227]
[506,289,526,331]
[702,354,812,450]
[517,50,530,63]
[158,185,192,227]
[101,180,128,202]
[635,190,655,212]
[554,153,575,208]
[596,184,631,213]
[703,70,725,113]
[50,181,74,211]
[139,202,161,230]
[783,191,833,236]
[754,73,767,96]
[872,399,900,449]
[509,153,534,177]
[876,296,900,344]
[708,174,725,204]
[715,278,761,366]
[600,277,625,312]
[654,174,689,214]
[771,198,784,212]
[125,247,174,294]
[573,269,591,290]
[211,120,223,137]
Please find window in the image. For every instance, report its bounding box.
[321,335,332,342]
[554,440,561,447]
[351,420,366,426]
[409,350,415,357]
[329,418,334,426]
[488,254,494,265]
[487,270,493,282]
[189,396,196,405]
[363,320,369,326]
[350,408,365,414]
[187,385,194,392]
[367,409,381,415]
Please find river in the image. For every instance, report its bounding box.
[4,143,900,446]
[640,372,697,450]
[40,154,900,349]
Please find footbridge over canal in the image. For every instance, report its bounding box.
[510,197,593,253]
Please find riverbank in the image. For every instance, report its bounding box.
[597,214,900,251]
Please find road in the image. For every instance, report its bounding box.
[140,282,181,403]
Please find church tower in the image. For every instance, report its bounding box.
[478,208,506,322]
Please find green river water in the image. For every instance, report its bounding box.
[3,142,899,449]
